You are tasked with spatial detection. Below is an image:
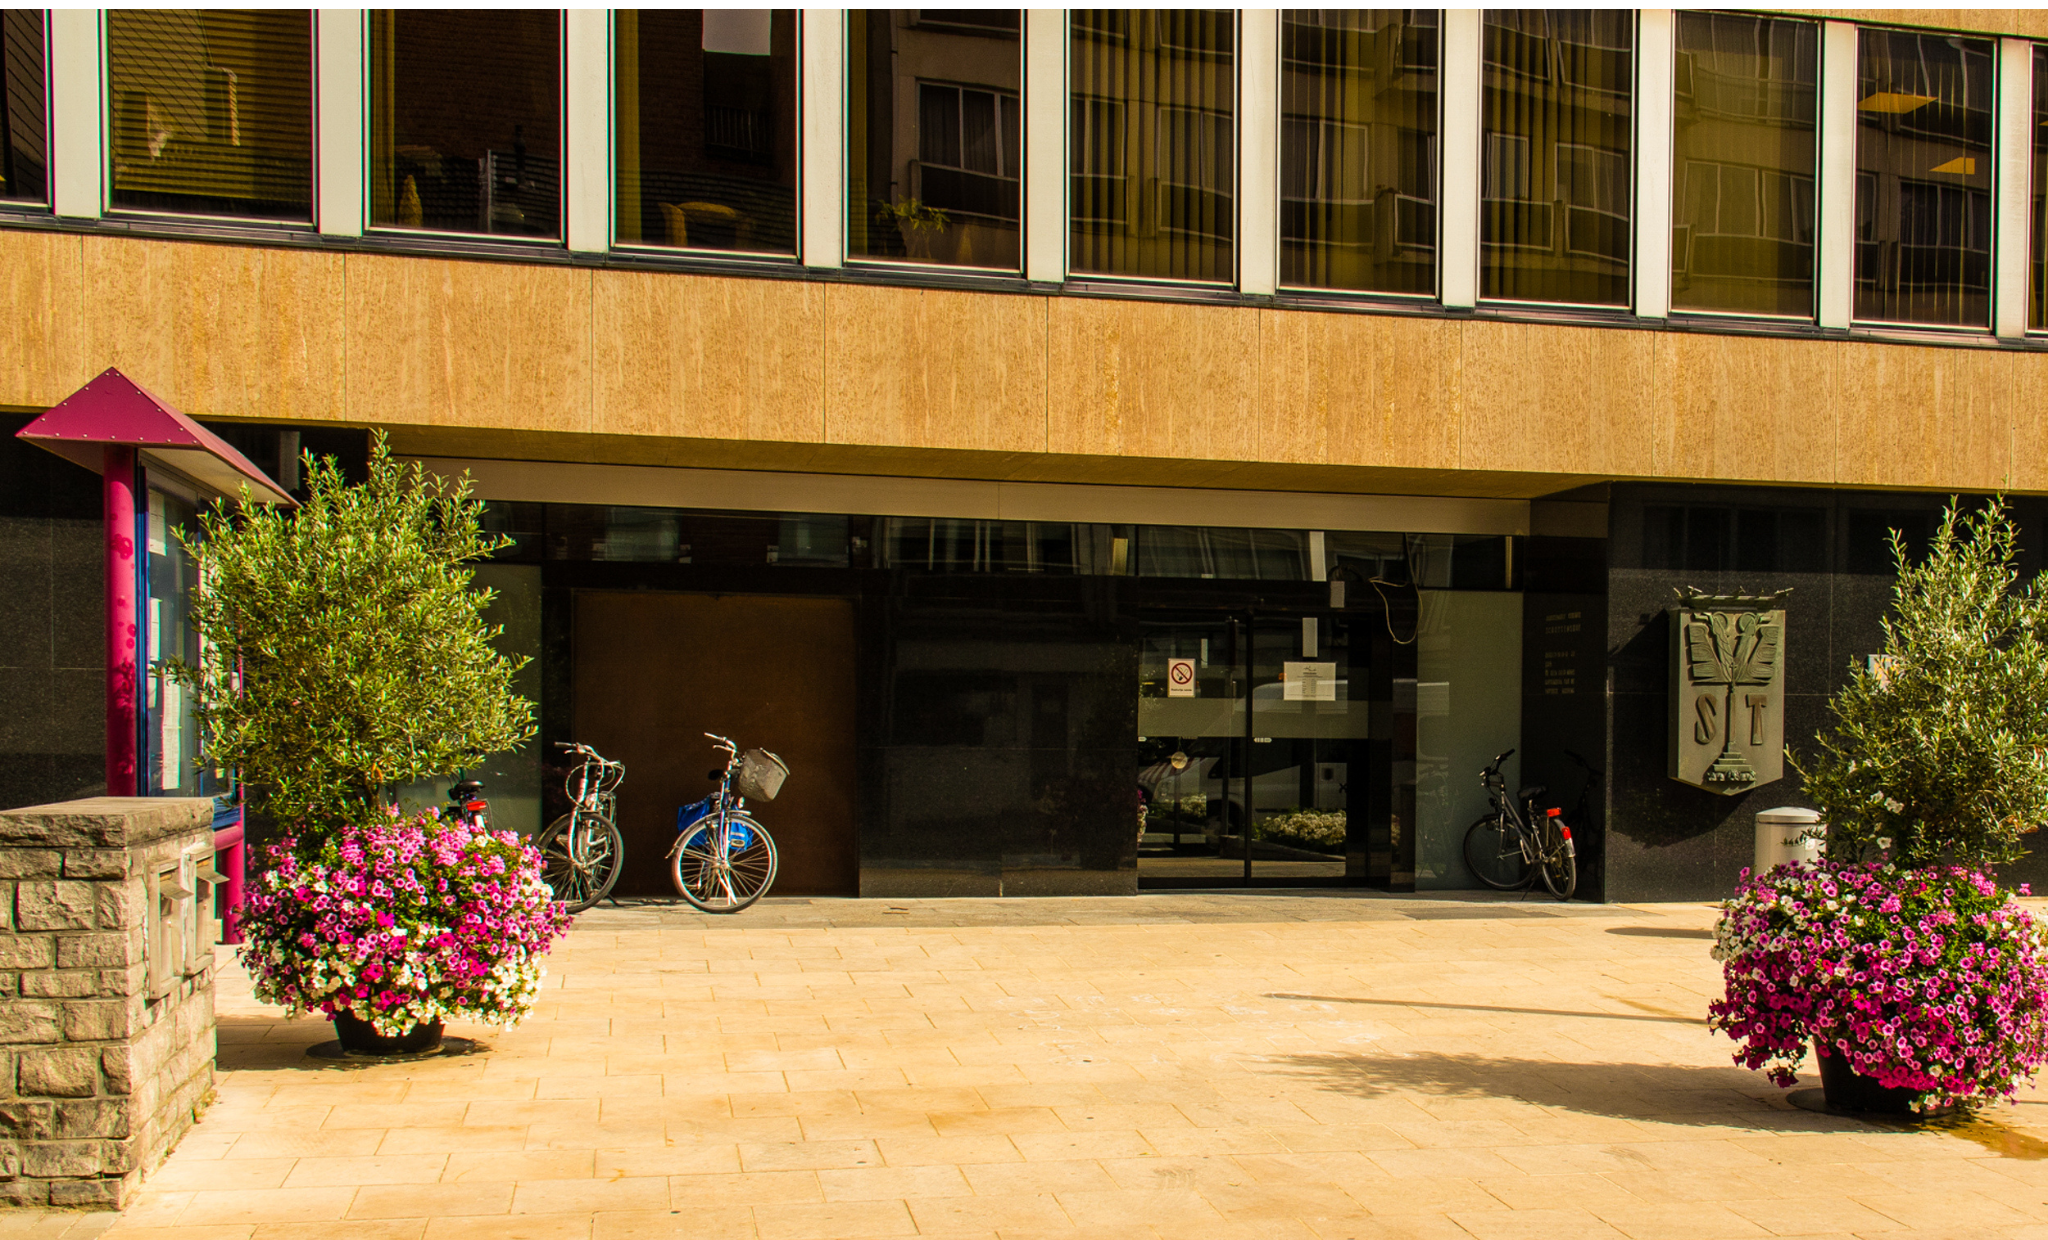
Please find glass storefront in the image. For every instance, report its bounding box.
[1071,9,1236,282]
[1670,13,1818,319]
[1853,27,1993,328]
[848,10,1022,270]
[370,9,561,238]
[615,9,798,254]
[1480,10,1634,306]
[106,10,313,221]
[1279,9,1439,296]
[1,9,47,205]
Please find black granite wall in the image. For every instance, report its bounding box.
[0,416,106,811]
[1593,483,2048,902]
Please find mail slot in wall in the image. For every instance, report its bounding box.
[146,845,225,1000]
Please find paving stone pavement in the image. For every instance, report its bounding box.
[19,890,2048,1240]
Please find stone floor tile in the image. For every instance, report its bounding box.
[143,1159,297,1193]
[282,1154,449,1188]
[252,1223,425,1240]
[815,1162,973,1201]
[68,1229,252,1240]
[904,1192,1071,1235]
[1586,1202,1773,1239]
[962,1159,1119,1196]
[345,1181,514,1220]
[735,1140,881,1172]
[174,1187,359,1227]
[1853,1191,2038,1231]
[375,1126,530,1155]
[590,1207,755,1239]
[509,1177,671,1216]
[1722,1195,1908,1235]
[665,1170,824,1205]
[1448,1206,1632,1240]
[749,1200,917,1240]
[872,1135,1023,1166]
[419,1214,593,1240]
[1010,1131,1159,1162]
[1049,1188,1225,1228]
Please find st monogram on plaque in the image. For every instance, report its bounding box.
[1668,591,1790,796]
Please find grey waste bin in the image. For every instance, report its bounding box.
[1754,807,1824,872]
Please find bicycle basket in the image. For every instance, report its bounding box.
[734,748,789,801]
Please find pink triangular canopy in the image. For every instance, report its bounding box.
[15,367,296,506]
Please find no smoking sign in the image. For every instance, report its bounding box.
[1167,658,1196,697]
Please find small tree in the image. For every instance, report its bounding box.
[1799,498,2048,868]
[174,434,535,833]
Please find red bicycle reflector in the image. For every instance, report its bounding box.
[1561,826,1573,840]
[1545,807,1562,817]
[464,800,487,813]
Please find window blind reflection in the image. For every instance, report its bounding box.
[615,10,797,254]
[1280,10,1438,295]
[1670,13,1817,318]
[370,10,560,239]
[1480,10,1633,306]
[0,10,46,204]
[107,10,311,220]
[1071,10,1236,282]
[848,10,1021,269]
[1853,28,1992,327]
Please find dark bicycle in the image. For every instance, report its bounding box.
[1462,748,1577,900]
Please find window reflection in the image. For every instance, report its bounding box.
[848,11,1021,269]
[1071,10,1236,282]
[0,10,47,204]
[616,10,797,254]
[1853,28,1993,327]
[106,10,312,220]
[1480,10,1633,306]
[1671,13,1817,318]
[1280,10,1439,295]
[370,10,560,239]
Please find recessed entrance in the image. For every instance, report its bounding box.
[571,591,859,897]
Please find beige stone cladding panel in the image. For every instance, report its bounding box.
[0,229,85,410]
[76,237,343,424]
[1657,331,1840,486]
[823,284,1047,454]
[1257,307,1460,470]
[1046,298,1259,465]
[2001,349,2048,494]
[345,254,592,433]
[1833,340,2013,493]
[593,269,823,444]
[1780,9,2048,37]
[1452,319,1662,479]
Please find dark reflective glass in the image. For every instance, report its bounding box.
[616,10,797,254]
[2033,47,2048,331]
[1279,10,1438,294]
[1671,13,1817,318]
[1480,10,1633,306]
[370,10,560,239]
[1071,10,1235,281]
[106,10,312,220]
[1853,28,1993,327]
[0,10,47,204]
[848,10,1020,269]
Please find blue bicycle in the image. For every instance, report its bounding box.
[670,733,785,913]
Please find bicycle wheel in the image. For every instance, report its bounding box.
[671,811,778,913]
[1538,819,1578,901]
[1463,815,1530,891]
[536,812,624,913]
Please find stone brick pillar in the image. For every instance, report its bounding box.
[0,798,219,1208]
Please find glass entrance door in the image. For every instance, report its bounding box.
[1138,611,1370,887]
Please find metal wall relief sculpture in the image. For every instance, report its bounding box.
[1669,590,1790,795]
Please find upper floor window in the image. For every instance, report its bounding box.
[1480,10,1633,307]
[1853,28,1992,328]
[107,10,312,221]
[0,10,46,206]
[370,10,561,240]
[1071,10,1236,283]
[848,10,1021,269]
[616,10,797,255]
[1670,13,1818,318]
[1280,10,1439,296]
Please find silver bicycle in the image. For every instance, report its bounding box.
[536,741,625,913]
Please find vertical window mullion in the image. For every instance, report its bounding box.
[1994,36,2031,337]
[315,9,364,236]
[1440,9,1481,308]
[1635,8,1673,318]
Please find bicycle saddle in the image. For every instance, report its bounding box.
[1517,784,1547,801]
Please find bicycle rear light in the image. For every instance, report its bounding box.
[1545,807,1561,817]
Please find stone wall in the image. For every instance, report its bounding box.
[0,798,218,1208]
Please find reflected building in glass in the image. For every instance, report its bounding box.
[615,9,798,254]
[1279,10,1439,296]
[1480,10,1634,306]
[1670,13,1818,318]
[1853,28,1994,327]
[848,11,1021,270]
[0,10,48,205]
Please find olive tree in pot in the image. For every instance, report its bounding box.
[1710,499,2048,1113]
[172,435,567,1055]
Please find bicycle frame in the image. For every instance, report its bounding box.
[669,734,750,893]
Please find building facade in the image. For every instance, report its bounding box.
[3,9,2047,902]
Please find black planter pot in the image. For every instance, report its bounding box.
[332,1010,445,1056]
[1815,1041,1919,1114]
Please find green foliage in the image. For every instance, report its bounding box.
[170,435,535,834]
[1797,499,2048,868]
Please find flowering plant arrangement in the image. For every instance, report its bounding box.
[239,809,572,1037]
[1709,859,2048,1111]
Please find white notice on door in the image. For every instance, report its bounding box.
[1282,661,1337,701]
[1167,658,1196,697]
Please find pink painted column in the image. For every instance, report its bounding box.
[104,445,139,798]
